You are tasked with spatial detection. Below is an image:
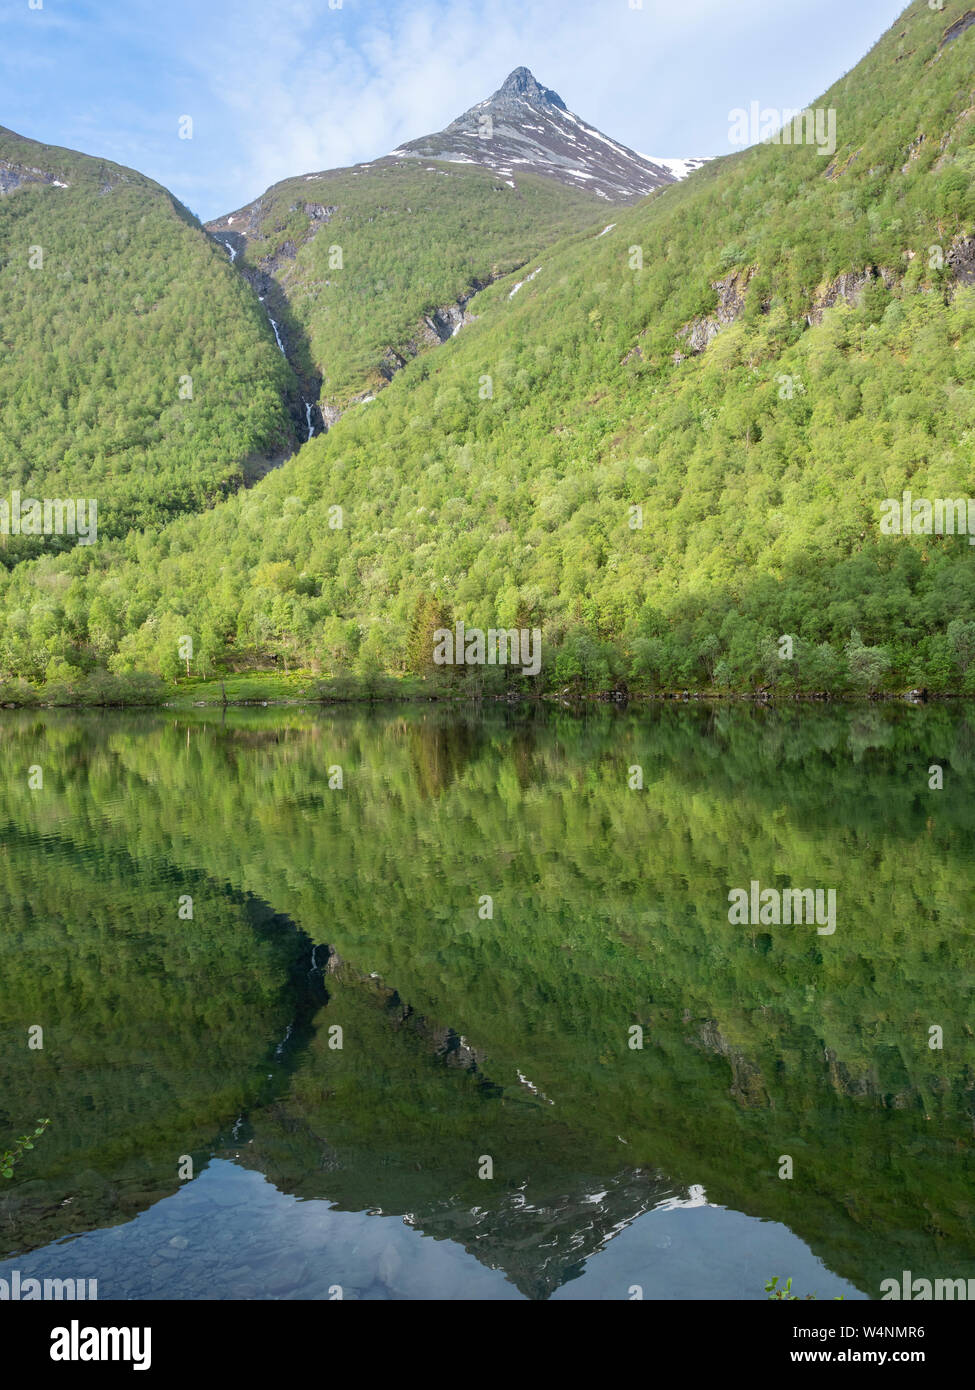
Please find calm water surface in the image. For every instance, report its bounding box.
[1,703,972,1299]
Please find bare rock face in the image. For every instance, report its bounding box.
[418,275,496,343]
[677,268,754,355]
[323,277,495,420]
[806,266,895,325]
[824,149,859,180]
[205,200,336,279]
[373,272,502,389]
[939,9,975,51]
[0,159,67,195]
[901,133,925,174]
[696,1019,769,1108]
[948,235,975,286]
[391,66,687,204]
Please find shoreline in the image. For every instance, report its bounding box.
[0,686,965,712]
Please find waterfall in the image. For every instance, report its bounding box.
[268,317,286,355]
[256,296,286,356]
[305,402,315,441]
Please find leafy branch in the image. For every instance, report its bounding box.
[1,1118,51,1179]
[765,1275,844,1300]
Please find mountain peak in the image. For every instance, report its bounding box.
[392,69,696,203]
[495,67,566,110]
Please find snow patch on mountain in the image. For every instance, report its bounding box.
[636,155,710,180]
[391,66,702,205]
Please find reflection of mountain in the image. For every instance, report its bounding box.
[0,705,973,1298]
[420,1170,671,1301]
[232,956,681,1299]
[0,826,319,1259]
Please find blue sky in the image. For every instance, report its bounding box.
[1,0,908,221]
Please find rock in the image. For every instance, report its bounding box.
[805,266,895,325]
[939,10,975,51]
[678,268,753,354]
[947,236,975,287]
[0,159,68,195]
[392,66,682,203]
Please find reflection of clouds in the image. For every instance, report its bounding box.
[654,1183,710,1211]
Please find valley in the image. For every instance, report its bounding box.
[1,3,973,1320]
[0,4,974,704]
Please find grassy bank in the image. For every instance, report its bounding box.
[0,666,965,709]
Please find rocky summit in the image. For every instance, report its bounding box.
[391,66,694,202]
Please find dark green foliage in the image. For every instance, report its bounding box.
[0,128,297,559]
[0,703,972,1292]
[1,3,975,692]
[405,593,454,676]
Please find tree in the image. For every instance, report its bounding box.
[947,619,975,675]
[405,595,453,679]
[844,630,891,693]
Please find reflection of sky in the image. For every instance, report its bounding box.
[0,1159,865,1301]
[553,1201,863,1301]
[0,0,906,220]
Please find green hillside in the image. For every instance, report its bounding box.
[2,0,975,692]
[206,159,608,411]
[0,127,298,560]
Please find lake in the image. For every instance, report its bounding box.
[1,702,972,1300]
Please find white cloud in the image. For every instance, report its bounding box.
[179,0,811,211]
[1,0,907,218]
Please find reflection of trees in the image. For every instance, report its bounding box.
[0,702,972,1295]
[0,836,316,1259]
[847,708,895,761]
[406,712,482,799]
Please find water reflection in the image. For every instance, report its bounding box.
[0,704,972,1299]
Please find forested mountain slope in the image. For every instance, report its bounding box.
[204,68,693,421]
[2,0,975,693]
[0,128,299,560]
[206,155,608,418]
